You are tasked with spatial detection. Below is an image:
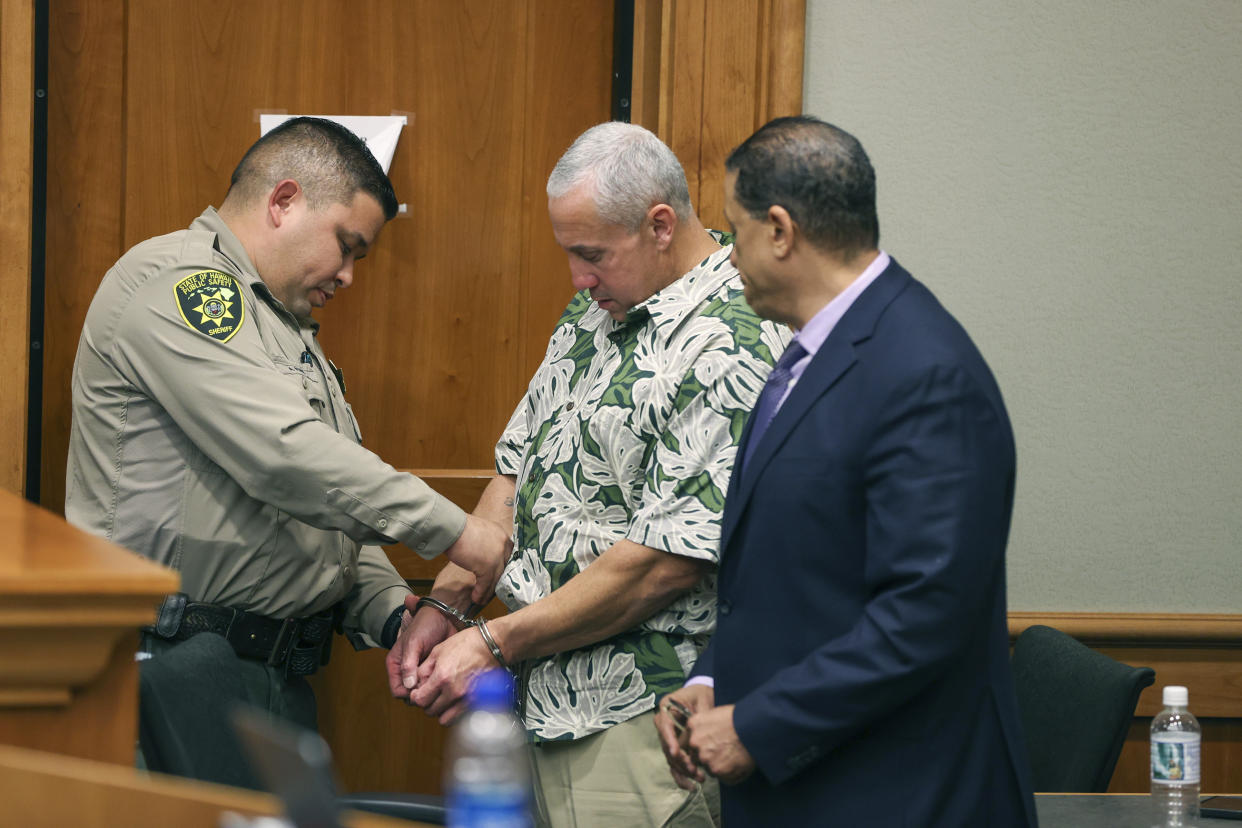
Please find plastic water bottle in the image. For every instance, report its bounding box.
[1151,685,1201,827]
[445,669,533,828]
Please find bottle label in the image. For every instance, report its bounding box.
[1151,734,1201,784]
[447,789,533,828]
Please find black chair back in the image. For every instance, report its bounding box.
[1011,624,1155,792]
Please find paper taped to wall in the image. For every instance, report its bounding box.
[258,114,407,174]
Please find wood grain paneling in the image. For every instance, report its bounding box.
[315,1,531,469]
[41,0,127,511]
[764,0,806,118]
[516,0,613,381]
[0,0,34,495]
[385,470,494,580]
[1010,611,1242,644]
[697,1,762,224]
[1112,718,1241,795]
[1100,647,1241,791]
[630,0,664,131]
[665,0,708,211]
[315,467,494,794]
[633,0,806,230]
[0,632,142,763]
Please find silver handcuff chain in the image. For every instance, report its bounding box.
[413,595,477,630]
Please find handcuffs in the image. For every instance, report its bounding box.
[413,596,511,672]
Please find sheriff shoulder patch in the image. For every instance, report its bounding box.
[174,270,245,342]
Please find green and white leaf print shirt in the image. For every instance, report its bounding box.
[494,242,790,741]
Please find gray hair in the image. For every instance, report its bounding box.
[546,122,693,232]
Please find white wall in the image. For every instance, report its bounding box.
[803,0,1242,611]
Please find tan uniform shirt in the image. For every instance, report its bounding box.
[66,207,465,646]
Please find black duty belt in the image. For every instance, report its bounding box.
[145,593,339,678]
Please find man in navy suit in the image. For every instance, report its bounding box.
[655,117,1038,826]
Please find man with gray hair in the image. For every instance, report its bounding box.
[392,122,787,826]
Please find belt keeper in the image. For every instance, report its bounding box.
[153,593,188,638]
[267,617,300,670]
[476,617,510,672]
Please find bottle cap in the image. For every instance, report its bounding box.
[468,668,516,711]
[1162,685,1189,707]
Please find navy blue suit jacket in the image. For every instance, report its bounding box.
[692,259,1037,826]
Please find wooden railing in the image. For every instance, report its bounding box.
[0,489,179,763]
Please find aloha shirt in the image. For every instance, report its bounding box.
[494,240,790,741]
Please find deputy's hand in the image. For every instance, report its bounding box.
[409,625,497,725]
[655,684,714,790]
[385,599,454,699]
[685,704,756,785]
[442,514,511,605]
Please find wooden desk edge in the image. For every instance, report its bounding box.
[0,742,430,827]
[1009,612,1242,643]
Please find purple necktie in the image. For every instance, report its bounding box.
[742,340,808,472]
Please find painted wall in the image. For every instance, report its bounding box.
[803,1,1242,610]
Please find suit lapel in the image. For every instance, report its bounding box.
[721,261,913,553]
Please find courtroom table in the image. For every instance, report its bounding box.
[1037,793,1237,826]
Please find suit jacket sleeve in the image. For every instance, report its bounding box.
[731,363,1015,785]
[690,638,715,681]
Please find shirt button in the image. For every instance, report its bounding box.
[718,600,732,616]
[378,518,389,529]
[565,402,575,411]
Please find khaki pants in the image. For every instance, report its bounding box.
[531,710,720,828]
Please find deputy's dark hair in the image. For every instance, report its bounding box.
[228,116,398,220]
[726,116,878,257]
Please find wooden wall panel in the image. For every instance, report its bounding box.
[42,0,609,508]
[515,0,613,381]
[1010,614,1242,793]
[696,1,762,224]
[1105,643,1242,792]
[633,0,806,231]
[0,632,142,764]
[41,0,127,511]
[0,0,34,495]
[385,471,494,581]
[0,489,179,764]
[117,1,518,470]
[1113,718,1241,795]
[664,0,707,211]
[313,469,497,795]
[316,1,530,468]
